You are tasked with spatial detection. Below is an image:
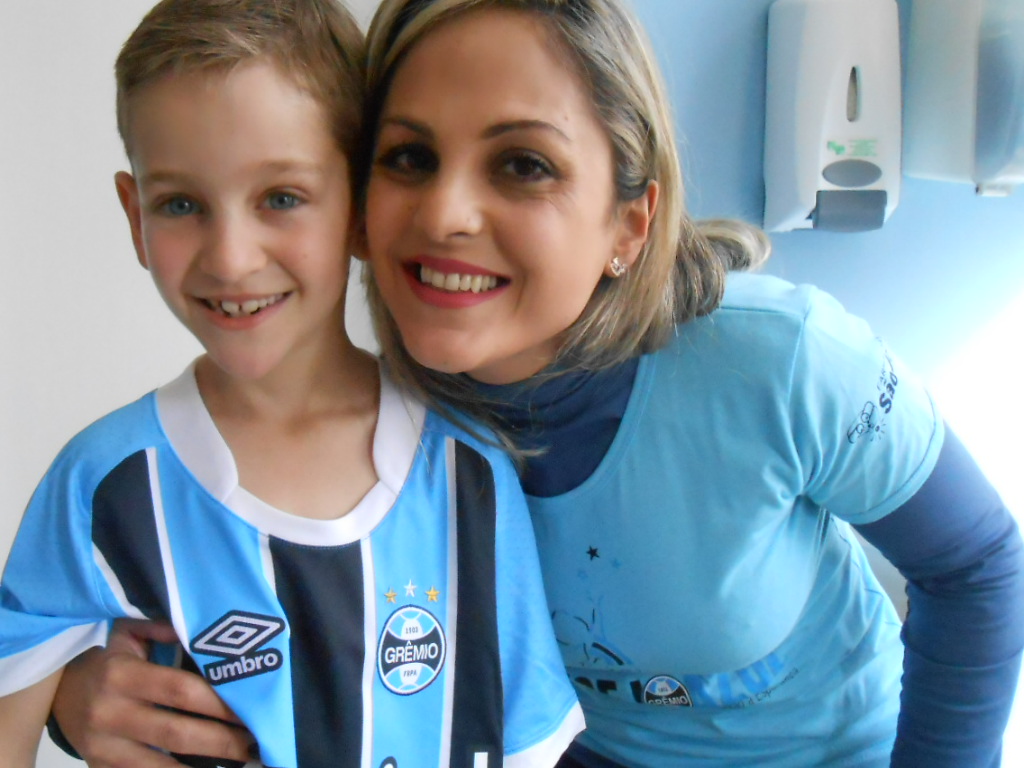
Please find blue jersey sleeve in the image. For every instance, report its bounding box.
[1,445,117,695]
[855,426,1024,768]
[788,286,943,522]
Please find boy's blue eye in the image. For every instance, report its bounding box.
[161,196,197,216]
[266,192,300,210]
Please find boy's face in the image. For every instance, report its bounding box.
[116,60,354,383]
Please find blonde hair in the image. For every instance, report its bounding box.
[116,0,366,161]
[360,0,770,436]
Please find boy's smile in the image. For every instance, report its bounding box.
[115,60,355,383]
[203,292,288,319]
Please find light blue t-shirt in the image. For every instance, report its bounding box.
[528,273,943,766]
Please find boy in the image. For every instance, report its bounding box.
[0,2,583,766]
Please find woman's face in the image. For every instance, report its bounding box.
[364,8,649,384]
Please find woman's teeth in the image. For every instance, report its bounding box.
[211,293,286,318]
[420,265,499,293]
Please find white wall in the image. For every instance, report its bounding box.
[1,3,379,766]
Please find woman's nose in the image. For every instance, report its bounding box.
[412,168,484,242]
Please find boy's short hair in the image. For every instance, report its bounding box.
[116,0,365,162]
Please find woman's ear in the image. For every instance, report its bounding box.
[610,180,659,272]
[114,171,148,270]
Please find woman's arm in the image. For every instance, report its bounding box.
[0,669,63,768]
[50,620,254,768]
[855,426,1024,768]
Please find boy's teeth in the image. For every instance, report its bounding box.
[214,294,283,317]
[420,266,498,293]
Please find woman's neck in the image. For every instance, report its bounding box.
[469,357,640,497]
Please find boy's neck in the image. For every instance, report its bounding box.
[194,336,377,424]
[192,337,382,522]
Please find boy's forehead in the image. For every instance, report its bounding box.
[129,58,311,112]
[124,60,340,174]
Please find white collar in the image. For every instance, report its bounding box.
[154,361,426,546]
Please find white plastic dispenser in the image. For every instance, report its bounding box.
[763,0,902,232]
[903,0,1024,196]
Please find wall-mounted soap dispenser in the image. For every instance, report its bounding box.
[903,0,1024,196]
[763,0,902,232]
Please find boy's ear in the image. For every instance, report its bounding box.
[610,180,659,272]
[114,171,148,270]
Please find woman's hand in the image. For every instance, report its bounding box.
[51,619,255,768]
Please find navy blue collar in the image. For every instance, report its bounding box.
[467,358,640,496]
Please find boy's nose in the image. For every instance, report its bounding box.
[413,171,484,242]
[200,215,266,281]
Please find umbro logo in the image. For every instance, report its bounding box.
[190,611,285,686]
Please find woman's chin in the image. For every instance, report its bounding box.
[406,347,475,378]
[399,332,551,385]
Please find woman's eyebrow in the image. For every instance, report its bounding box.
[482,119,569,143]
[378,116,432,137]
[378,116,569,143]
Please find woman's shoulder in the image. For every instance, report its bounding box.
[657,272,874,384]
[666,272,819,354]
[718,271,821,318]
[684,272,863,349]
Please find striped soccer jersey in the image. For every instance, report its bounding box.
[0,365,583,768]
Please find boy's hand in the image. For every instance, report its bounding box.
[51,620,255,768]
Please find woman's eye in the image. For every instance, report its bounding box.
[499,152,555,182]
[266,191,300,211]
[159,196,198,216]
[377,143,437,176]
